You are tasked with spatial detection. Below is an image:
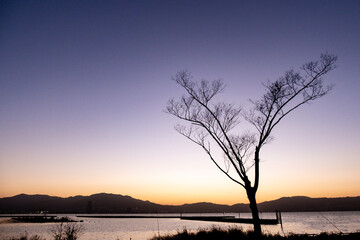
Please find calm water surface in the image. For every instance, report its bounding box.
[1,212,360,240]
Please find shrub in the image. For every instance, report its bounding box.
[48,222,84,240]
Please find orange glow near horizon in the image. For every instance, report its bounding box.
[1,178,359,206]
[1,138,360,205]
[1,135,359,206]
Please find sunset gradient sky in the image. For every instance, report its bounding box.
[1,0,359,205]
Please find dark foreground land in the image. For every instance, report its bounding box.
[2,231,360,240]
[150,227,360,240]
[2,226,359,240]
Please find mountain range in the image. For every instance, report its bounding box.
[0,193,359,214]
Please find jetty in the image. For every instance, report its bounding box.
[76,215,178,219]
[180,216,279,225]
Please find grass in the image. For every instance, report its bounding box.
[150,226,360,240]
[1,233,45,240]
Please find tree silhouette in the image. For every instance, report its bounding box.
[166,53,337,235]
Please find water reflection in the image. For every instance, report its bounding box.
[1,212,360,240]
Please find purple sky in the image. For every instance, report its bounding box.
[1,0,359,204]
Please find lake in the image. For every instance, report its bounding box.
[1,212,360,240]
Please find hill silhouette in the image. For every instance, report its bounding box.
[0,193,359,214]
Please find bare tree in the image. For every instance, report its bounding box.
[166,53,337,235]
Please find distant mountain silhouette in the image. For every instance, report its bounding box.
[0,193,359,214]
[257,196,360,212]
[0,193,164,214]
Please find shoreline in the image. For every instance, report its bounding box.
[0,216,81,224]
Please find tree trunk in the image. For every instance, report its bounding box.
[247,188,261,236]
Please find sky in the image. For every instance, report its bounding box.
[0,0,359,205]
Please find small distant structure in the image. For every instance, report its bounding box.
[86,201,93,213]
